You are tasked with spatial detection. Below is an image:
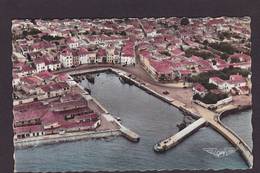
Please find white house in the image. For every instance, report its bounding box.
[209,77,229,92]
[227,74,247,89]
[59,49,73,68]
[192,83,208,97]
[34,58,47,73]
[66,37,79,49]
[121,43,136,65]
[46,60,61,71]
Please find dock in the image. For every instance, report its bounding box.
[102,113,140,142]
[120,126,140,142]
[154,118,206,152]
[68,73,140,143]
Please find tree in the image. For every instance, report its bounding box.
[203,83,218,90]
[184,48,214,60]
[209,42,237,55]
[41,35,64,41]
[160,51,171,56]
[220,53,229,61]
[22,28,41,37]
[193,93,201,100]
[195,92,228,104]
[203,40,209,46]
[120,31,127,36]
[180,17,190,25]
[212,59,217,65]
[230,58,240,63]
[173,25,178,30]
[83,31,89,35]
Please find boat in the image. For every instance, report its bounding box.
[84,87,91,94]
[59,130,66,135]
[86,74,95,83]
[177,122,186,131]
[119,76,126,84]
[163,90,169,95]
[115,116,121,122]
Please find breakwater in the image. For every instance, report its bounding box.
[216,105,253,168]
[154,118,206,152]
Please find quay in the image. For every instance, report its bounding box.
[102,113,140,142]
[68,67,110,76]
[70,72,141,143]
[154,118,206,152]
[120,126,140,142]
[14,130,121,149]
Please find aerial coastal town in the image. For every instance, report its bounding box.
[12,17,252,166]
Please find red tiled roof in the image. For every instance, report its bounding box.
[59,121,95,129]
[14,109,48,122]
[14,124,44,134]
[229,53,251,62]
[171,48,184,56]
[21,64,35,72]
[40,82,69,93]
[36,71,54,80]
[194,83,206,92]
[97,49,107,57]
[178,69,192,75]
[20,76,42,86]
[75,113,98,121]
[229,74,246,84]
[149,59,173,74]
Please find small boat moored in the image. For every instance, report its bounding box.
[163,90,169,95]
[116,116,121,122]
[86,74,95,83]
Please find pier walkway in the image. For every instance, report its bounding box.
[154,118,206,152]
[102,113,140,142]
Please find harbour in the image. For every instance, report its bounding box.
[66,67,253,168]
[15,72,252,172]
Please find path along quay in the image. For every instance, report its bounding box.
[66,66,253,168]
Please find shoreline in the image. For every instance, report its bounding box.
[14,129,121,149]
[213,106,253,168]
[217,105,253,154]
[218,105,252,120]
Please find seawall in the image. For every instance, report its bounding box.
[15,130,121,149]
[216,105,253,168]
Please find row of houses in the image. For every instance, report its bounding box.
[209,74,249,95]
[192,74,249,98]
[13,93,101,140]
[139,45,251,82]
[13,71,72,105]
